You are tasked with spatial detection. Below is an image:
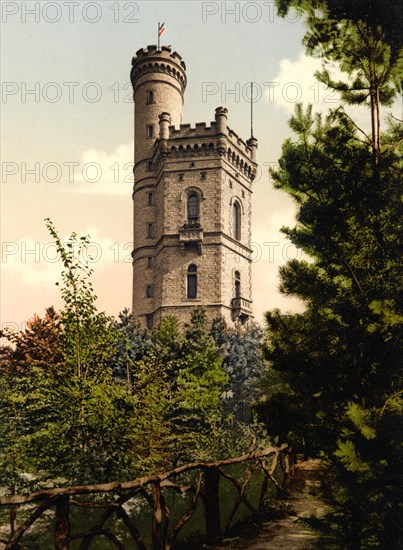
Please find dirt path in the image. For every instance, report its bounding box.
[213,461,327,549]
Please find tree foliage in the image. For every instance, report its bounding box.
[260,3,403,547]
[277,0,402,171]
[1,224,269,504]
[112,308,152,383]
[276,0,402,52]
[211,317,265,423]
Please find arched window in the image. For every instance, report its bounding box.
[233,201,241,240]
[187,193,199,224]
[235,271,241,299]
[187,264,197,299]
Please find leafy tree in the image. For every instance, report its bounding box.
[37,220,130,482]
[0,221,142,485]
[277,0,402,52]
[171,308,229,461]
[152,315,183,363]
[112,308,151,384]
[7,307,63,371]
[211,318,265,423]
[129,351,174,473]
[0,310,64,494]
[0,344,34,537]
[0,346,31,494]
[260,6,402,546]
[277,0,402,171]
[262,99,402,545]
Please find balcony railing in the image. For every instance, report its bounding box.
[179,221,203,253]
[231,296,252,323]
[181,219,201,229]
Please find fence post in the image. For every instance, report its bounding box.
[151,481,169,550]
[9,506,17,538]
[55,495,70,550]
[202,467,221,544]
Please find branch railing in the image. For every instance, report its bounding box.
[0,444,289,550]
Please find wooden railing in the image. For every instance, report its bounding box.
[0,444,289,550]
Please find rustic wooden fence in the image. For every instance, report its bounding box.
[0,444,289,550]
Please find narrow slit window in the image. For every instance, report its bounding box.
[147,125,154,138]
[146,91,154,104]
[187,264,197,299]
[235,271,241,299]
[233,201,241,240]
[146,285,153,298]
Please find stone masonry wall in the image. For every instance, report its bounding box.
[130,46,255,328]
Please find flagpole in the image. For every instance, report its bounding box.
[157,22,165,51]
[250,82,254,138]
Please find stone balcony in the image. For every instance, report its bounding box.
[231,297,252,323]
[179,221,203,254]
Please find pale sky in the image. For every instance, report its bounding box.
[1,0,365,331]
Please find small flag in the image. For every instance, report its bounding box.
[158,22,166,37]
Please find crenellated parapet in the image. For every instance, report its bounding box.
[131,45,187,93]
[133,45,186,70]
[227,129,255,159]
[225,144,257,181]
[169,121,218,138]
[150,107,258,181]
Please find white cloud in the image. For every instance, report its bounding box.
[267,52,374,133]
[251,203,308,322]
[65,142,134,196]
[1,228,126,286]
[266,53,339,115]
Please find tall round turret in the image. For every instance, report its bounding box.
[130,45,187,323]
[131,45,187,179]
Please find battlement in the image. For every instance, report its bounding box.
[169,121,217,138]
[152,122,256,182]
[132,45,186,70]
[227,129,254,159]
[166,121,256,161]
[131,44,187,92]
[153,111,257,180]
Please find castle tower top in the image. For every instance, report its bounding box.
[131,45,187,94]
[131,44,187,171]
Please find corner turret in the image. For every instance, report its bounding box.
[215,106,228,156]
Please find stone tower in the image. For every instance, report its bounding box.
[130,45,258,329]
